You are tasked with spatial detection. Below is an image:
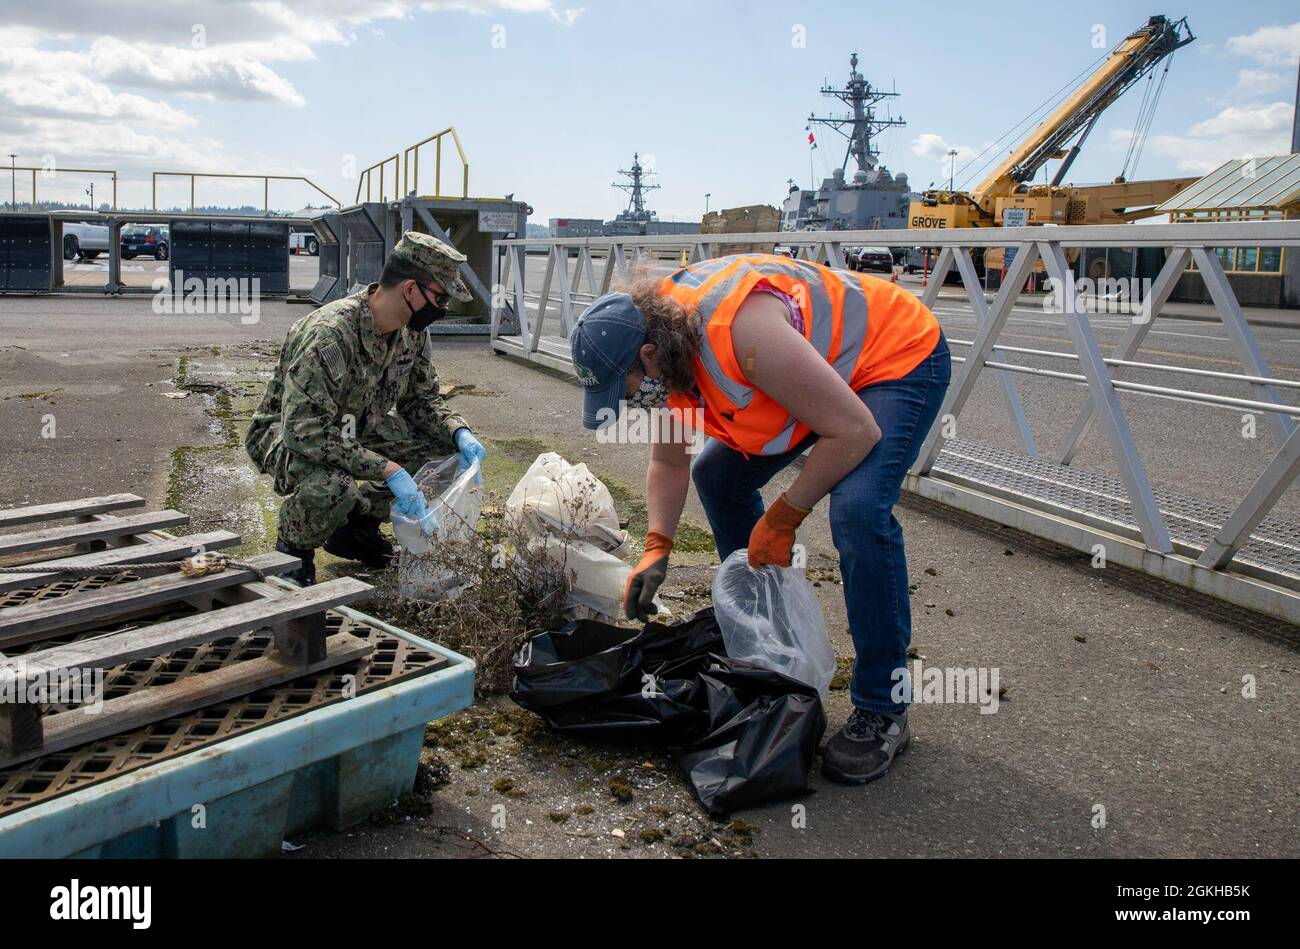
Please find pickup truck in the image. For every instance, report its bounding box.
[62,222,110,261]
[289,229,319,256]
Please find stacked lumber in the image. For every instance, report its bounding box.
[700,205,781,255]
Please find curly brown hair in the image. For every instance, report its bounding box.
[617,265,701,394]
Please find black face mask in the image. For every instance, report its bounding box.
[406,283,449,332]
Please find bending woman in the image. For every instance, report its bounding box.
[570,253,950,785]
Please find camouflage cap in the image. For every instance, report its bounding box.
[391,231,473,302]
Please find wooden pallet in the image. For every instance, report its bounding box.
[0,496,376,769]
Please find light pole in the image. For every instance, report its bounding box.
[8,154,14,211]
[86,182,94,211]
[705,192,711,215]
[947,149,958,193]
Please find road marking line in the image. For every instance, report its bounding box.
[1148,330,1229,342]
[990,331,1300,377]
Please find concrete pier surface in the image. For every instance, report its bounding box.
[1,290,1296,859]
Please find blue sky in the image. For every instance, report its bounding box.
[1,1,1297,221]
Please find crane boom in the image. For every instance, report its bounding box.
[970,15,1193,209]
[907,13,1196,231]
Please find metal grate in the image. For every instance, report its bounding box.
[0,571,136,609]
[932,439,1300,581]
[0,575,446,817]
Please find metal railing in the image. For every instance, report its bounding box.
[403,127,469,199]
[4,166,118,211]
[152,172,340,212]
[355,127,471,204]
[355,154,400,203]
[491,221,1300,624]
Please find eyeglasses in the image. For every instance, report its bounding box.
[417,282,451,309]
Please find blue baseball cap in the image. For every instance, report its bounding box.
[570,292,646,430]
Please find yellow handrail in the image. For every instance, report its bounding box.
[351,128,473,204]
[355,155,400,204]
[151,172,340,212]
[402,127,469,199]
[6,166,118,211]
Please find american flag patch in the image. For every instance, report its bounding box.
[318,340,346,383]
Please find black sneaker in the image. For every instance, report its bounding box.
[275,536,317,587]
[323,512,397,569]
[821,709,910,785]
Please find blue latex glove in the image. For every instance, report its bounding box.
[416,506,440,538]
[454,428,487,476]
[385,467,428,520]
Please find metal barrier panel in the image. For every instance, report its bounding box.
[170,219,290,294]
[169,218,211,284]
[338,204,388,291]
[0,215,52,292]
[248,221,289,294]
[491,222,1300,624]
[309,212,344,304]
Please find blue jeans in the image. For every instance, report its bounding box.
[691,334,951,713]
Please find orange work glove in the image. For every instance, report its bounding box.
[624,530,673,622]
[747,494,811,568]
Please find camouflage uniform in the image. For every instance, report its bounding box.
[246,281,468,549]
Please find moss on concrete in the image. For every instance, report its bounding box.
[13,388,64,401]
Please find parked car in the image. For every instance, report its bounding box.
[121,224,170,261]
[848,246,894,273]
[62,222,109,261]
[289,230,320,256]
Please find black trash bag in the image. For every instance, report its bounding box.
[672,658,826,817]
[510,608,826,817]
[510,610,722,734]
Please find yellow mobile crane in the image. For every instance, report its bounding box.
[909,14,1196,230]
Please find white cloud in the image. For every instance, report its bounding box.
[1226,22,1300,67]
[1187,102,1293,140]
[88,37,306,106]
[0,1,585,108]
[0,0,584,205]
[910,133,985,187]
[1121,101,1294,175]
[1230,68,1287,99]
[0,44,196,129]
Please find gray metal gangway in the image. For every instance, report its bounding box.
[490,221,1300,624]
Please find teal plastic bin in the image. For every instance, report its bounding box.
[0,603,474,859]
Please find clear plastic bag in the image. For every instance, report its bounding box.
[391,454,482,555]
[711,549,835,700]
[393,454,482,601]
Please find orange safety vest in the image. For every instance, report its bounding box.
[663,254,940,456]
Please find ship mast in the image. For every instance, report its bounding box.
[612,153,661,220]
[807,53,905,177]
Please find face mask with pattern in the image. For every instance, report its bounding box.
[627,363,670,410]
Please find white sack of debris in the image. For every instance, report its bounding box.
[506,452,666,621]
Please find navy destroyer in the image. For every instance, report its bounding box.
[550,153,698,238]
[782,53,917,231]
